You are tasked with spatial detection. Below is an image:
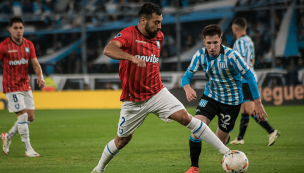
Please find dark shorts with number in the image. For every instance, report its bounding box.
[195,95,241,133]
[242,83,254,103]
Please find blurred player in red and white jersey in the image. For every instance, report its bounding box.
[0,17,45,157]
[91,3,232,173]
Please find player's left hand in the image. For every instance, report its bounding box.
[253,100,268,121]
[37,77,45,89]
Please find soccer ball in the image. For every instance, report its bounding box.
[222,150,249,173]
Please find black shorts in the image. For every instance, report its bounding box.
[195,95,241,133]
[242,83,253,103]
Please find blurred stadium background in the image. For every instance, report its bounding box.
[0,0,303,109]
[0,1,304,173]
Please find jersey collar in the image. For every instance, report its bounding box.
[135,25,155,40]
[10,37,23,46]
[206,45,224,60]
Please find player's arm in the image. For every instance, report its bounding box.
[242,71,267,120]
[231,51,267,120]
[181,50,202,102]
[30,58,45,89]
[182,70,197,102]
[104,41,146,68]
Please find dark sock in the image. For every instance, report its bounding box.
[252,115,275,134]
[238,114,250,140]
[189,135,202,168]
[226,135,230,145]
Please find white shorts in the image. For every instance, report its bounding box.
[6,91,35,113]
[117,88,185,137]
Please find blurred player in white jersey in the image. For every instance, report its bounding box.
[230,18,280,146]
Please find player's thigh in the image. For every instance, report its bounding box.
[117,101,149,137]
[241,101,255,115]
[24,90,35,110]
[195,94,218,125]
[5,92,26,113]
[217,103,241,133]
[215,126,230,144]
[149,88,186,123]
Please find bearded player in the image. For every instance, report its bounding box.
[0,17,45,157]
[91,3,267,173]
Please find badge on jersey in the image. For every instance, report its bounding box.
[219,61,226,69]
[198,99,208,107]
[25,47,29,53]
[156,41,160,48]
[114,33,122,38]
[15,104,19,109]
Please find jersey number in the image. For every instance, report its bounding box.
[220,113,231,125]
[119,117,126,134]
[13,94,18,102]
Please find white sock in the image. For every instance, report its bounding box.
[96,139,120,172]
[17,113,33,151]
[187,117,229,155]
[7,121,18,140]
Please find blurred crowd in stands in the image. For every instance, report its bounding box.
[0,0,304,87]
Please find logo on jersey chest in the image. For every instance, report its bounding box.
[9,58,28,65]
[25,47,29,53]
[135,54,159,63]
[156,41,160,48]
[136,40,146,44]
[219,61,226,69]
[8,50,17,53]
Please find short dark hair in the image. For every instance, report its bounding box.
[202,24,223,39]
[9,17,24,27]
[138,3,162,20]
[232,18,247,30]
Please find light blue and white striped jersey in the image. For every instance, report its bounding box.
[233,35,256,83]
[187,45,250,105]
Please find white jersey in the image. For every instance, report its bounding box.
[233,35,257,83]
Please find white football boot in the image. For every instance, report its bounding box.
[230,138,244,145]
[25,149,40,157]
[1,133,12,155]
[268,130,280,146]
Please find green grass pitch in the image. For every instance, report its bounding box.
[0,106,304,173]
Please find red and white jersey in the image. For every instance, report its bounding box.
[0,37,36,93]
[111,26,164,102]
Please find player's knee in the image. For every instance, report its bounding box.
[116,137,132,149]
[28,114,35,122]
[180,113,192,126]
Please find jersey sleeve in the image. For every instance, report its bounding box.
[111,28,132,49]
[235,40,247,58]
[187,49,203,74]
[230,51,250,76]
[0,42,6,60]
[29,42,37,59]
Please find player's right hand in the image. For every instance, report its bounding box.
[185,85,197,102]
[131,56,146,68]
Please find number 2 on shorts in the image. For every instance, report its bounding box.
[119,117,125,134]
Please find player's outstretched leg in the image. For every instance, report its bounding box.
[1,121,19,155]
[17,113,39,157]
[186,116,230,154]
[252,115,281,146]
[230,114,249,145]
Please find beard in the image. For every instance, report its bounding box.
[145,23,159,38]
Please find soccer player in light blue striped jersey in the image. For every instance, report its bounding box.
[230,18,280,146]
[182,24,267,173]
